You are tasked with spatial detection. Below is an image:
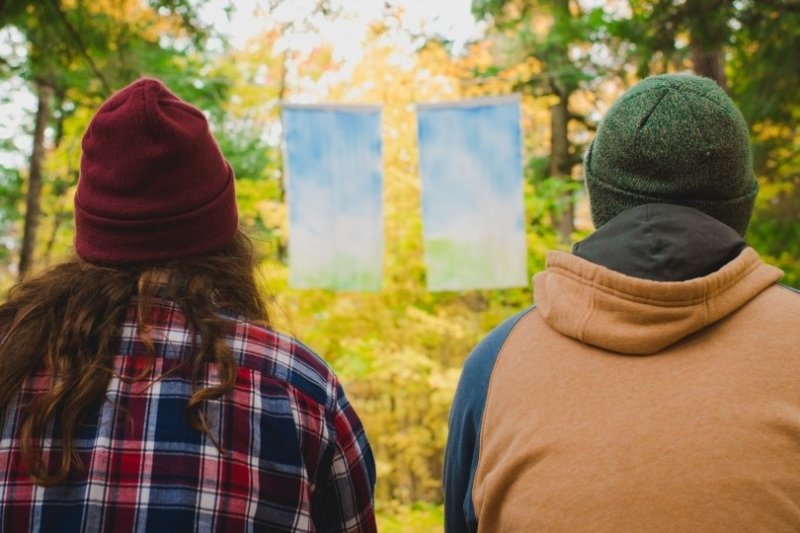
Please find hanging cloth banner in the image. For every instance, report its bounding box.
[417,95,528,291]
[282,104,384,291]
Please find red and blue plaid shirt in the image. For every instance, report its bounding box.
[0,296,377,532]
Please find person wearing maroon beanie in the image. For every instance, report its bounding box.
[0,78,377,532]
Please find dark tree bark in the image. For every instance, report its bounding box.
[549,89,575,242]
[548,0,576,243]
[18,80,53,278]
[691,44,728,91]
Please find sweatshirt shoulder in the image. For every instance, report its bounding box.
[460,306,537,390]
[757,283,800,313]
[778,284,800,297]
[444,306,537,532]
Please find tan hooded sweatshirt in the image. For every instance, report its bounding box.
[475,249,800,532]
[445,205,800,533]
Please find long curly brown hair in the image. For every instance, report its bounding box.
[0,230,269,485]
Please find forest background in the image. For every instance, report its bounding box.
[1,0,799,530]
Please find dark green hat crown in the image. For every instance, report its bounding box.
[584,73,758,236]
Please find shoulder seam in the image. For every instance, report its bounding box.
[472,306,536,518]
[235,321,336,409]
[778,284,800,296]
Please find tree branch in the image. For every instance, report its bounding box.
[44,0,111,96]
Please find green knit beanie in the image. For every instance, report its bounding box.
[584,73,758,236]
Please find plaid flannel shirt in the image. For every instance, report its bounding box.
[0,296,377,532]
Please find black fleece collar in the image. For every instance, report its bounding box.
[572,204,746,282]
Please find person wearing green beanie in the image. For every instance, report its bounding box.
[445,73,800,532]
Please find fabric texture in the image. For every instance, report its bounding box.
[534,245,781,355]
[75,78,238,264]
[584,74,758,236]
[474,281,800,532]
[443,306,533,533]
[444,206,800,532]
[572,204,745,282]
[0,296,377,532]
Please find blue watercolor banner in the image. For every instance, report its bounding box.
[282,104,384,291]
[417,96,528,291]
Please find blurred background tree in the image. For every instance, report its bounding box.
[0,0,798,530]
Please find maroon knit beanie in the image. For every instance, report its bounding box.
[74,77,238,264]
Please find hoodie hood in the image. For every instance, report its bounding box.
[572,204,746,281]
[534,205,783,354]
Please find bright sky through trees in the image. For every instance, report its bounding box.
[200,0,482,52]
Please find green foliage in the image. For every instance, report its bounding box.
[615,0,734,76]
[475,0,596,94]
[730,5,800,126]
[748,178,800,289]
[0,164,23,261]
[525,159,584,223]
[729,3,800,182]
[377,502,444,533]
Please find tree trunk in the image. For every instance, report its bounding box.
[274,46,291,262]
[690,44,727,91]
[18,81,53,278]
[277,48,289,205]
[548,0,576,243]
[550,91,575,242]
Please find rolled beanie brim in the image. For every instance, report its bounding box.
[585,162,758,236]
[75,164,238,264]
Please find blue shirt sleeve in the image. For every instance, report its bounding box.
[443,307,534,533]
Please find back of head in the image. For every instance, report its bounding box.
[75,77,238,264]
[583,73,758,236]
